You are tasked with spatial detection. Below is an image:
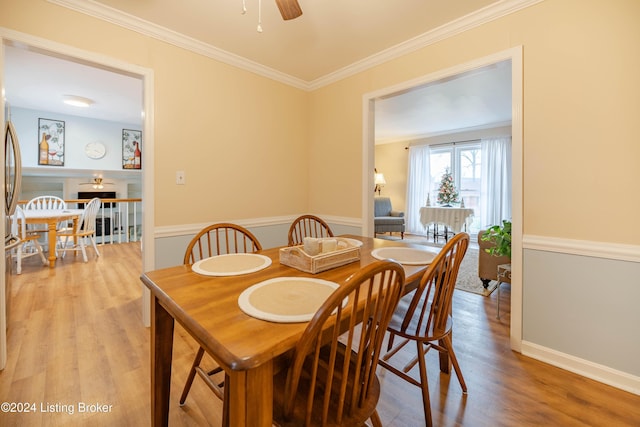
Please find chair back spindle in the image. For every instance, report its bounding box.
[287,215,334,246]
[274,260,405,427]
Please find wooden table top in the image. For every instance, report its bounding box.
[140,235,436,372]
[22,208,83,222]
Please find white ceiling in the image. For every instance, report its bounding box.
[4,45,143,125]
[3,0,516,141]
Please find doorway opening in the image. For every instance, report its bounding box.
[362,46,523,351]
[1,31,156,368]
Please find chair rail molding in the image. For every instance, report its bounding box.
[523,234,640,263]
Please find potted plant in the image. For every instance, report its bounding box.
[481,220,512,258]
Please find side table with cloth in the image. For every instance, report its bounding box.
[419,206,474,241]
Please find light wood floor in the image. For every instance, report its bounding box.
[2,243,639,426]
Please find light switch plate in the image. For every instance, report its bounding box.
[176,171,185,185]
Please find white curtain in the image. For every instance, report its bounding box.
[405,145,431,235]
[480,137,512,228]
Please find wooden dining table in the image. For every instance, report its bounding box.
[22,208,83,267]
[140,235,441,427]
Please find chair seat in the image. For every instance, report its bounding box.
[387,293,453,342]
[57,198,101,263]
[374,216,405,226]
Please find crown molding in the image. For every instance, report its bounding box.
[308,0,543,90]
[46,0,309,90]
[48,0,543,91]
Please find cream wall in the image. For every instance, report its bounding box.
[309,0,640,246]
[2,0,640,393]
[374,142,408,211]
[306,0,640,391]
[1,0,310,229]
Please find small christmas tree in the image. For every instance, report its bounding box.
[437,168,459,206]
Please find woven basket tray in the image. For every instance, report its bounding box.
[279,245,360,274]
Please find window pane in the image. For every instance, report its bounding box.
[458,146,481,232]
[429,149,451,199]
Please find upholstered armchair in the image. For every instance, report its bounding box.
[374,197,405,239]
[477,230,511,288]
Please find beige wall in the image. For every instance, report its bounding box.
[308,0,640,246]
[374,142,408,211]
[3,0,640,393]
[2,0,310,228]
[4,0,638,244]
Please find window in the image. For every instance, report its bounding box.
[429,142,481,232]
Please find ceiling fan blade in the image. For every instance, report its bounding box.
[275,0,302,20]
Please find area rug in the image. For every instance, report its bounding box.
[376,234,498,296]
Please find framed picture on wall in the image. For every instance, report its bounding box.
[38,118,65,166]
[122,129,142,169]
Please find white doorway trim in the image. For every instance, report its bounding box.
[362,46,523,351]
[0,28,156,369]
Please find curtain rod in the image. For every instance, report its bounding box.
[405,138,480,150]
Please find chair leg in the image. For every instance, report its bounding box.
[34,240,47,265]
[15,248,22,274]
[89,236,100,257]
[180,346,206,405]
[79,238,88,262]
[442,335,467,393]
[60,236,69,258]
[416,340,433,427]
[369,409,383,427]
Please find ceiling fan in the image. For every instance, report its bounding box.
[79,177,114,189]
[275,0,302,20]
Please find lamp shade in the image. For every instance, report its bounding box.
[374,173,386,185]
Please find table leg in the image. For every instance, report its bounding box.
[46,220,57,268]
[226,360,273,427]
[151,296,174,427]
[72,216,79,248]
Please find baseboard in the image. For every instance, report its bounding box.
[521,341,640,396]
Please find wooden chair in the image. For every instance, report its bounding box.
[272,260,405,427]
[287,214,334,246]
[183,222,262,264]
[10,206,47,274]
[378,232,470,427]
[24,195,68,252]
[180,223,262,407]
[57,198,101,262]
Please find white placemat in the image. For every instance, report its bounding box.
[371,247,438,265]
[238,277,342,323]
[191,253,272,276]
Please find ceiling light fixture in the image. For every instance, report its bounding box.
[63,95,94,108]
[242,0,263,32]
[241,0,302,32]
[79,177,114,189]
